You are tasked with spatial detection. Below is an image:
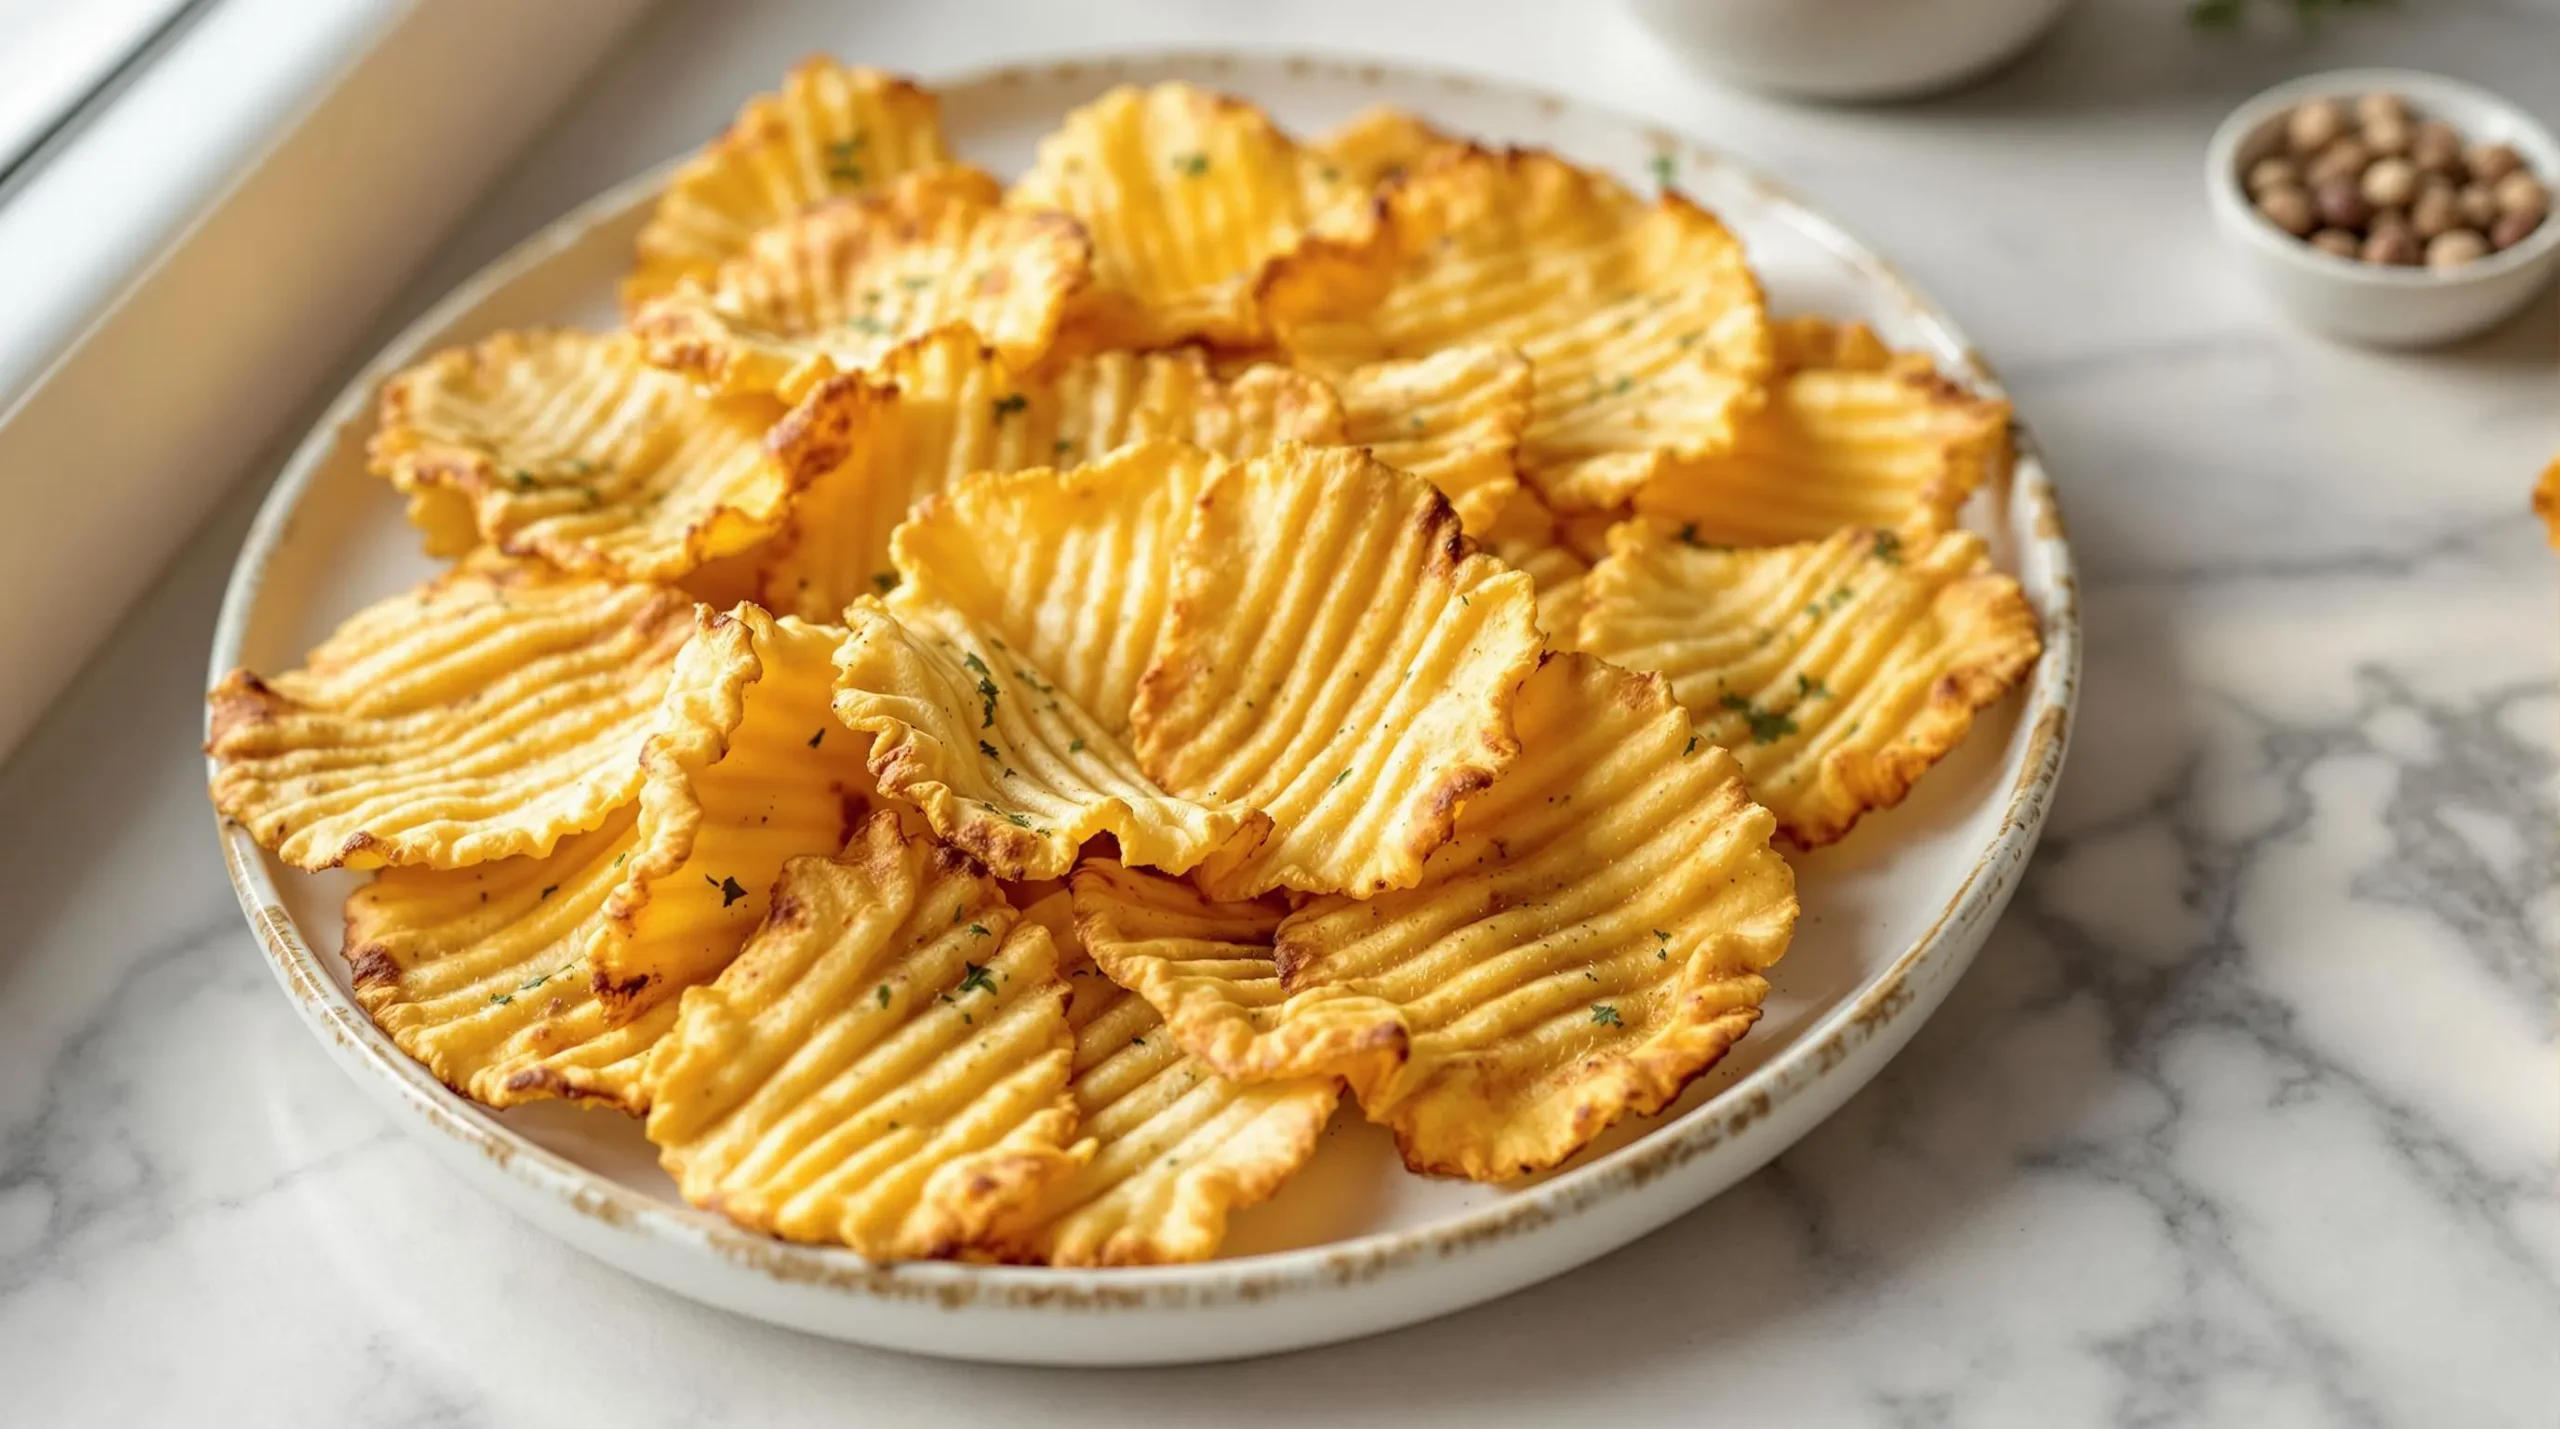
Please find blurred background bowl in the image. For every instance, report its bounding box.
[2206,68,2560,347]
[1618,0,2074,102]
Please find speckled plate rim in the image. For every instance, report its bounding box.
[207,49,2079,1323]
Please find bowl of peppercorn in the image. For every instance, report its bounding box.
[2208,68,2559,347]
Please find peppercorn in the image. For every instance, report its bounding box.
[2288,99,2348,155]
[2257,183,2317,236]
[2361,156,2419,210]
[2458,182,2502,230]
[2361,114,2412,160]
[2466,143,2524,184]
[2493,170,2548,221]
[2361,226,2422,266]
[2306,137,2372,186]
[2410,180,2460,239]
[2490,210,2543,251]
[2354,93,2408,129]
[2424,228,2488,269]
[2409,121,2465,178]
[2246,156,2301,197]
[2314,174,2372,230]
[2308,228,2361,259]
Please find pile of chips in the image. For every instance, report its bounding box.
[206,59,2042,1265]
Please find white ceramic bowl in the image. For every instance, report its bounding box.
[1619,0,2074,102]
[208,51,2080,1365]
[2206,68,2560,348]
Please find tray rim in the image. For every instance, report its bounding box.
[205,47,2082,1316]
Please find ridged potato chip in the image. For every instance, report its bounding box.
[758,329,1336,621]
[832,597,1267,880]
[1770,316,1896,375]
[1262,147,1772,512]
[1132,444,1542,898]
[1634,354,2010,546]
[1313,106,1464,191]
[342,808,676,1113]
[643,812,1084,1257]
[889,440,1226,735]
[984,939,1338,1266]
[1481,487,1594,641]
[1072,859,1378,1085]
[207,566,692,870]
[1330,344,1529,535]
[2535,457,2559,549]
[370,329,823,580]
[637,168,1089,402]
[1576,519,2041,846]
[1009,83,1349,348]
[587,604,880,1019]
[1268,653,1797,1180]
[625,58,953,311]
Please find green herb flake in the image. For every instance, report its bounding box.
[992,392,1029,419]
[898,274,933,291]
[807,727,827,748]
[1649,153,1676,190]
[707,874,750,907]
[871,571,900,595]
[978,740,1001,760]
[1870,530,1904,565]
[538,884,559,900]
[1717,692,1798,745]
[1173,151,1210,177]
[1053,437,1075,457]
[999,809,1034,830]
[875,983,892,1009]
[1682,734,1699,756]
[957,961,999,996]
[489,991,513,1006]
[1592,1003,1623,1027]
[1796,673,1831,700]
[1068,738,1084,753]
[827,134,868,183]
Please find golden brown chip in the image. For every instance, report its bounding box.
[2535,457,2560,549]
[1262,147,1772,513]
[1266,653,1796,1179]
[342,808,676,1113]
[207,567,692,871]
[369,329,817,580]
[756,329,1336,622]
[1576,519,2041,846]
[642,812,1084,1257]
[1481,486,1594,641]
[1009,83,1349,348]
[1072,859,1362,1084]
[1132,444,1542,899]
[832,597,1266,880]
[1633,358,2010,546]
[586,604,879,1019]
[983,940,1337,1266]
[889,439,1227,735]
[1770,316,1898,375]
[1329,344,1529,534]
[1312,106,1465,191]
[625,58,953,311]
[636,168,1089,402]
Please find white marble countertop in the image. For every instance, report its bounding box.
[4,0,2554,1423]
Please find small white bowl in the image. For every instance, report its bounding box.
[1618,0,2074,102]
[2207,68,2560,348]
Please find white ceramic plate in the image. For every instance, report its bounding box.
[210,51,2079,1366]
